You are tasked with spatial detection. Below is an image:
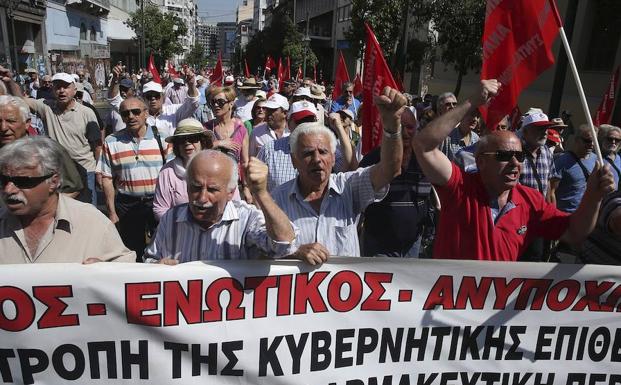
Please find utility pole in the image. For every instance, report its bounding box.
[141,0,146,69]
[302,12,310,77]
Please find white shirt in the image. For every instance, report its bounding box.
[146,95,200,139]
[234,98,256,122]
[249,122,290,157]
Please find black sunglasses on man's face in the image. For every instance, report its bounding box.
[0,173,54,189]
[481,150,525,163]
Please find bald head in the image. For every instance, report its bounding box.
[187,150,238,192]
[475,130,521,158]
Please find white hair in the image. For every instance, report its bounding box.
[436,92,456,110]
[187,149,238,192]
[289,122,337,154]
[0,95,30,122]
[0,136,64,190]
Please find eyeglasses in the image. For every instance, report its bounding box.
[119,108,145,119]
[481,150,526,162]
[173,135,202,144]
[210,98,229,108]
[143,92,161,100]
[0,173,54,189]
[607,137,621,143]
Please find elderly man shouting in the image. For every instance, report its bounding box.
[271,86,405,264]
[144,151,296,263]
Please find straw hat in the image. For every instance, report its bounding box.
[165,118,212,143]
[238,77,261,89]
[310,83,326,100]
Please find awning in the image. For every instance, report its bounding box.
[107,18,136,41]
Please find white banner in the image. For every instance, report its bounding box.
[1,258,620,384]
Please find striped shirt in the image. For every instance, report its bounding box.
[520,144,556,196]
[96,127,167,196]
[271,167,388,257]
[258,136,351,192]
[144,201,297,262]
[249,122,289,157]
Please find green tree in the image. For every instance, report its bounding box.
[125,5,188,67]
[242,13,317,77]
[411,0,486,96]
[186,43,206,68]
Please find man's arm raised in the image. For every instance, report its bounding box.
[412,79,500,186]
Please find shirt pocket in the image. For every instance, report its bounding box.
[332,224,358,256]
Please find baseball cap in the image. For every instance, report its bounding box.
[72,74,80,82]
[264,93,289,111]
[224,75,235,85]
[337,108,354,121]
[255,90,267,100]
[119,78,134,89]
[143,81,163,94]
[520,109,555,129]
[289,101,318,123]
[51,73,75,84]
[173,77,185,85]
[293,86,312,98]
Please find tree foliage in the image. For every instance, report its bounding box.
[126,5,188,66]
[242,13,317,77]
[186,43,207,68]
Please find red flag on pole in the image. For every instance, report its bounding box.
[284,57,291,81]
[209,53,223,87]
[361,23,399,155]
[332,51,351,100]
[353,73,363,96]
[244,59,251,78]
[594,66,620,126]
[147,54,161,84]
[277,57,284,91]
[479,0,560,129]
[167,62,179,78]
[296,65,303,80]
[264,55,275,76]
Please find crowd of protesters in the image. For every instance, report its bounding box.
[1,62,620,266]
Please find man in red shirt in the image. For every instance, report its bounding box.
[412,79,615,260]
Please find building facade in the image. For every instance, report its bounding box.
[107,0,138,72]
[217,21,236,66]
[196,18,218,58]
[0,0,47,74]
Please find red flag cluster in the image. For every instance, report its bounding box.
[264,55,275,75]
[480,0,560,129]
[278,57,291,91]
[167,62,179,78]
[361,23,399,155]
[594,66,620,127]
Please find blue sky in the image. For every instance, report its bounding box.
[197,0,240,23]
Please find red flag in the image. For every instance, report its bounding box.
[147,54,161,84]
[244,59,251,78]
[361,23,399,155]
[209,53,223,87]
[332,51,351,100]
[277,57,284,91]
[296,65,303,80]
[594,66,620,126]
[353,73,363,96]
[264,55,275,75]
[313,64,317,83]
[167,62,179,78]
[394,72,405,92]
[284,57,291,81]
[480,0,560,128]
[508,105,522,130]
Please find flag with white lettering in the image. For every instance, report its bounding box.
[480,0,560,128]
[594,66,619,126]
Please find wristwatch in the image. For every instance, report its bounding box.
[383,129,402,139]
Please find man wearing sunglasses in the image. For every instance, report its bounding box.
[107,64,136,134]
[142,68,199,139]
[549,125,598,213]
[0,137,135,264]
[330,82,361,120]
[598,124,621,189]
[412,79,615,261]
[1,68,102,207]
[97,97,169,261]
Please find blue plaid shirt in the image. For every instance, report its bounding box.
[520,144,556,196]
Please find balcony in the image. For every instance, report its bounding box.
[79,41,110,59]
[66,0,110,16]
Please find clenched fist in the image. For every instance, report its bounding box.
[373,86,407,133]
[245,157,268,195]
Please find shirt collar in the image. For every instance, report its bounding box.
[289,174,341,199]
[54,194,73,233]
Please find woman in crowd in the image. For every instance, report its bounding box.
[204,86,251,202]
[153,118,213,220]
[243,95,267,136]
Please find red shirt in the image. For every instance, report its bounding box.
[433,163,571,261]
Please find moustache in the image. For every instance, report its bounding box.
[191,200,214,210]
[3,193,26,205]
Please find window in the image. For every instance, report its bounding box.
[80,23,87,40]
[583,0,621,71]
[90,26,97,41]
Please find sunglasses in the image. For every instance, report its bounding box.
[210,98,229,108]
[143,93,161,100]
[119,108,144,119]
[481,150,526,162]
[173,135,202,144]
[0,173,55,189]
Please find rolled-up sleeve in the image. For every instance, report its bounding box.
[175,95,200,121]
[346,166,389,213]
[244,207,298,258]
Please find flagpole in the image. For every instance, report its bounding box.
[549,0,603,164]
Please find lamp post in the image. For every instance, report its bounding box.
[141,0,146,69]
[1,0,21,71]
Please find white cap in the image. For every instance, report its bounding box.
[143,81,163,94]
[264,93,289,111]
[224,75,235,84]
[336,108,354,120]
[293,86,312,98]
[255,90,267,100]
[72,74,80,82]
[288,100,318,122]
[520,109,554,129]
[51,73,75,84]
[173,77,184,85]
